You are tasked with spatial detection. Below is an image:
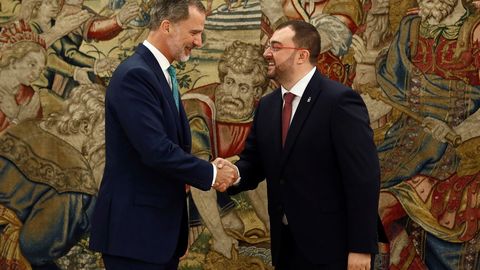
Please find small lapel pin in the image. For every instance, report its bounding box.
[307,97,311,103]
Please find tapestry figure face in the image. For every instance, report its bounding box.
[166,6,205,62]
[36,0,61,20]
[215,68,259,122]
[12,50,46,85]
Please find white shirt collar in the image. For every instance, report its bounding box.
[281,67,316,99]
[143,40,171,71]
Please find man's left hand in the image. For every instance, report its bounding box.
[348,252,371,270]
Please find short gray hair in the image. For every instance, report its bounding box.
[149,0,205,30]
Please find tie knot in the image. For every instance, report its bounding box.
[167,65,176,77]
[284,92,295,104]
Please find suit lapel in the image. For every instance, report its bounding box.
[280,71,323,168]
[136,44,185,145]
[178,103,190,149]
[271,89,284,157]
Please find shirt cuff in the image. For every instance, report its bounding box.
[211,163,217,186]
[233,166,241,186]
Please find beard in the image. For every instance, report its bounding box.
[418,0,457,24]
[215,85,254,121]
[166,34,192,63]
[266,52,297,83]
[172,45,191,62]
[177,49,191,62]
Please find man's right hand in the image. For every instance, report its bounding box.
[212,158,238,192]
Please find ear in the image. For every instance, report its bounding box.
[79,119,92,135]
[297,50,310,64]
[160,20,171,34]
[253,87,263,99]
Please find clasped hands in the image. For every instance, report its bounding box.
[211,158,238,192]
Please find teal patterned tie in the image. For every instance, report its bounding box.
[167,65,180,111]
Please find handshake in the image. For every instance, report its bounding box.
[211,158,239,192]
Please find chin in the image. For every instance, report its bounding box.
[267,74,276,80]
[178,54,191,63]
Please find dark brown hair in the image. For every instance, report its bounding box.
[276,20,321,64]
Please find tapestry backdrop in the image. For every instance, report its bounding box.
[0,0,479,269]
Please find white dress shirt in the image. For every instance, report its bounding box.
[143,40,174,89]
[281,67,316,123]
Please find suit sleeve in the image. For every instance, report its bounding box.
[108,66,213,191]
[331,89,380,253]
[228,105,266,195]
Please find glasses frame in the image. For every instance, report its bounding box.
[264,42,310,53]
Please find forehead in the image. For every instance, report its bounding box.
[270,26,295,44]
[225,69,255,85]
[22,50,45,61]
[43,0,58,5]
[176,6,205,29]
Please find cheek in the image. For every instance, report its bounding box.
[180,35,191,44]
[241,93,254,103]
[30,68,38,76]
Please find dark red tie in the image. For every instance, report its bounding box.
[282,92,295,147]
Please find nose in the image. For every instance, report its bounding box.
[193,33,203,48]
[32,68,42,80]
[231,85,240,98]
[263,48,272,59]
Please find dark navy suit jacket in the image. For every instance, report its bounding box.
[89,44,213,264]
[229,70,381,265]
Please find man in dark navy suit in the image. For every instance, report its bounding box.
[219,20,382,269]
[88,1,238,269]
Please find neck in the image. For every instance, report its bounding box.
[281,64,314,90]
[147,32,173,63]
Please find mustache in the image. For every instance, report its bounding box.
[217,96,245,110]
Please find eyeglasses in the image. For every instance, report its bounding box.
[264,42,309,53]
